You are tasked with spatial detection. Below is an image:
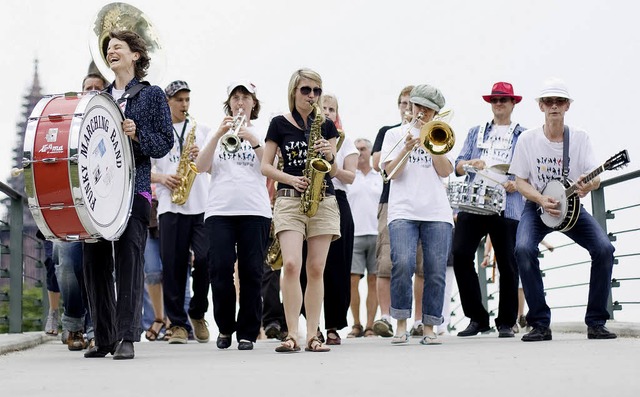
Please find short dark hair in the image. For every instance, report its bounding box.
[82,73,108,90]
[108,30,150,80]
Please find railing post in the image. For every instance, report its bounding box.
[591,187,614,319]
[9,196,24,333]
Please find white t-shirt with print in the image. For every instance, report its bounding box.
[204,125,272,219]
[380,124,454,225]
[153,120,211,215]
[509,125,599,193]
[332,136,358,192]
[348,168,383,236]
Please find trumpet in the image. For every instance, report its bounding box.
[221,109,246,153]
[381,110,455,182]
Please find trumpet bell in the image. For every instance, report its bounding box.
[89,2,165,83]
[419,120,455,155]
[221,134,242,154]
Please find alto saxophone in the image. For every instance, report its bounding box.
[170,112,199,205]
[299,103,332,218]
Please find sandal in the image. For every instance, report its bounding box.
[326,329,341,345]
[420,333,442,345]
[347,324,365,338]
[275,335,300,353]
[391,332,410,344]
[305,336,330,352]
[364,327,376,337]
[145,319,165,341]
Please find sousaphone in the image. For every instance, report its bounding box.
[88,2,165,83]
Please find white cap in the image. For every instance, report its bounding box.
[227,80,257,96]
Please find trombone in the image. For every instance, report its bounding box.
[381,110,455,182]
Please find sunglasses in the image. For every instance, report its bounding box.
[541,97,569,106]
[490,97,513,104]
[299,86,323,96]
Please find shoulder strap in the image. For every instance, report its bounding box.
[562,125,570,182]
[116,82,150,105]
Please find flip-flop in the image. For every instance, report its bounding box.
[391,332,410,344]
[420,334,442,345]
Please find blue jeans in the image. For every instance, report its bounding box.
[53,241,93,338]
[515,201,615,328]
[142,230,163,330]
[388,219,452,326]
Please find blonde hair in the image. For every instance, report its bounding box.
[287,68,325,124]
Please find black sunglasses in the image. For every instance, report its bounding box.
[490,97,512,104]
[299,86,323,96]
[541,97,569,106]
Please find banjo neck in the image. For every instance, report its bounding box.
[564,164,605,198]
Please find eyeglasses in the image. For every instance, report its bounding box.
[541,97,569,106]
[299,86,323,96]
[490,97,512,104]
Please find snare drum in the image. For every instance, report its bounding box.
[22,92,135,241]
[447,181,504,215]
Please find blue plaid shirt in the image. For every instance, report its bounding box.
[454,122,526,220]
[108,78,173,196]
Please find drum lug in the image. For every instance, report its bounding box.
[49,203,66,210]
[65,235,80,241]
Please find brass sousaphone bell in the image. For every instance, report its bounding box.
[89,2,166,83]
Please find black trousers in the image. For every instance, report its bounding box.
[261,263,287,331]
[452,211,519,328]
[301,189,354,330]
[83,194,149,346]
[207,215,270,342]
[159,212,209,332]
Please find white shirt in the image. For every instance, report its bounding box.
[332,136,358,192]
[380,124,454,225]
[204,125,272,219]
[509,125,598,193]
[348,168,383,236]
[152,120,210,215]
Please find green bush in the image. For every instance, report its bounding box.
[0,285,46,333]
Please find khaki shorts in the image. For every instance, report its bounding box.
[375,203,423,278]
[273,195,341,241]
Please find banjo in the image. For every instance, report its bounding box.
[539,150,629,231]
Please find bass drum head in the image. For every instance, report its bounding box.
[71,92,135,240]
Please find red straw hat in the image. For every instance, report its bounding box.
[482,81,522,104]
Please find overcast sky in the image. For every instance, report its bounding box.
[1,1,639,321]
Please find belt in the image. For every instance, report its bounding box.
[276,189,302,198]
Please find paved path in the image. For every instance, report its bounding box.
[1,324,639,397]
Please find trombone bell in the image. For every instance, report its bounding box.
[419,120,455,155]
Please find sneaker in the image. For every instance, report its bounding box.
[518,315,528,329]
[373,318,394,337]
[167,326,189,344]
[189,317,210,343]
[45,310,59,336]
[67,331,88,351]
[521,326,552,342]
[410,323,424,337]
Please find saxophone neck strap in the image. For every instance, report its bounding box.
[292,108,314,138]
[173,119,189,153]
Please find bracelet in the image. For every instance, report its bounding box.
[327,155,335,165]
[252,144,262,150]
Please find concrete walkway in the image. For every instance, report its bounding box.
[1,322,638,397]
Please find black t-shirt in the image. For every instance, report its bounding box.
[372,123,400,204]
[266,115,339,195]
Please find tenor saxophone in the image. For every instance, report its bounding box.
[170,113,199,205]
[299,103,332,218]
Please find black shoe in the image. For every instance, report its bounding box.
[457,321,491,337]
[113,340,135,360]
[216,334,232,349]
[238,340,254,350]
[521,326,552,342]
[587,325,617,340]
[84,341,117,358]
[498,325,515,338]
